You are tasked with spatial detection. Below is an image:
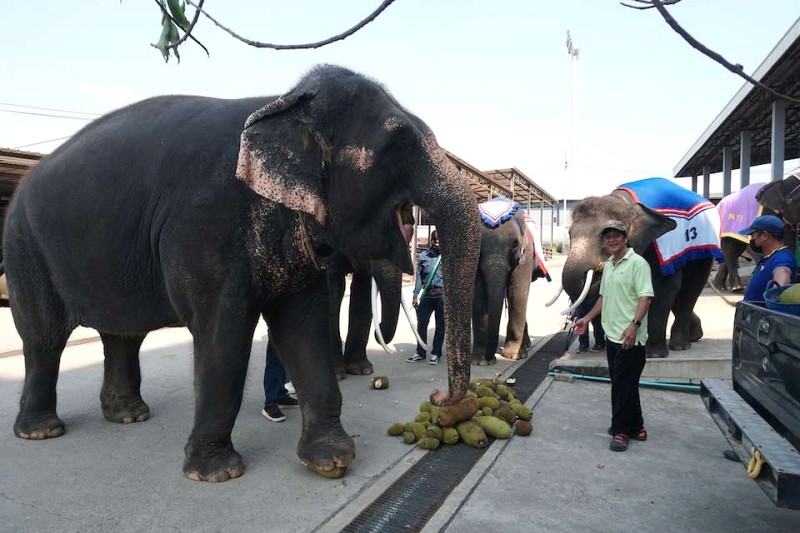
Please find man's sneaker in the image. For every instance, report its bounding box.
[278,395,299,408]
[285,381,296,395]
[261,404,286,423]
[609,433,629,452]
[406,353,426,363]
[576,345,590,354]
[428,354,441,365]
[590,344,606,352]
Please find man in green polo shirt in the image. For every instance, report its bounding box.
[575,220,653,452]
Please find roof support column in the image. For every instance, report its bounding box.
[703,166,711,199]
[771,100,786,181]
[722,146,733,197]
[691,174,698,193]
[739,130,751,187]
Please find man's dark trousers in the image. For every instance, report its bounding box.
[606,340,646,435]
[416,294,444,357]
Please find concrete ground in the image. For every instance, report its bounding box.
[0,257,798,532]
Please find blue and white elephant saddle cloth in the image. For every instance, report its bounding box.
[616,177,723,276]
[478,198,551,281]
[717,182,765,244]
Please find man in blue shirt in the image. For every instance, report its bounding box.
[408,230,444,365]
[739,215,797,303]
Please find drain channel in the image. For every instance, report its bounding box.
[339,331,567,533]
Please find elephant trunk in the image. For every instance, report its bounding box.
[413,142,480,406]
[562,235,602,302]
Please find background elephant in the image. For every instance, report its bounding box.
[562,178,722,358]
[714,182,765,292]
[471,199,550,365]
[2,65,481,482]
[327,255,403,379]
[327,204,413,378]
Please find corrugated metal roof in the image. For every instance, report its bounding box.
[674,16,800,178]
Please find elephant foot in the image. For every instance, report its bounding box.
[344,360,374,376]
[335,365,347,381]
[645,343,669,359]
[298,424,355,480]
[101,396,151,424]
[668,339,691,351]
[183,439,245,483]
[471,358,496,366]
[14,411,65,440]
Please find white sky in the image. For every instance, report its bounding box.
[2,0,799,199]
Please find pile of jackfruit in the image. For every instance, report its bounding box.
[386,378,533,450]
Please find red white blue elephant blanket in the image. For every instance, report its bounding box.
[716,182,765,244]
[616,177,723,276]
[478,198,551,281]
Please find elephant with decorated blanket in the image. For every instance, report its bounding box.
[560,177,722,358]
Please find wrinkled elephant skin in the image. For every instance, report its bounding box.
[3,65,480,482]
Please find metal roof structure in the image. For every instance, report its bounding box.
[674,17,800,179]
[0,148,42,197]
[445,151,557,208]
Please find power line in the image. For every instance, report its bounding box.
[13,136,73,150]
[0,109,95,121]
[0,102,100,117]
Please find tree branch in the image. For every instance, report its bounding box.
[623,0,800,104]
[185,0,397,50]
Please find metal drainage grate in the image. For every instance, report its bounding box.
[340,331,568,533]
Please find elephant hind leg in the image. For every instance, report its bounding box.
[10,252,74,440]
[668,259,712,351]
[99,332,150,423]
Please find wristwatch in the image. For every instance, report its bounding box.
[631,319,642,327]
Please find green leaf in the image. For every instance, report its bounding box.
[167,0,191,31]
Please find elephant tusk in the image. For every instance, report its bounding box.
[400,293,429,352]
[561,269,594,316]
[544,284,563,307]
[371,278,396,354]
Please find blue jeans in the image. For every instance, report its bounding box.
[263,341,289,405]
[416,294,444,357]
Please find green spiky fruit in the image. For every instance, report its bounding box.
[455,421,488,448]
[417,437,440,450]
[473,416,512,439]
[387,423,404,436]
[442,427,460,445]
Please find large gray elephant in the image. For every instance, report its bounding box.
[2,65,480,482]
[562,178,722,358]
[471,199,549,365]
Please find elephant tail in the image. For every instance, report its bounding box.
[705,275,739,307]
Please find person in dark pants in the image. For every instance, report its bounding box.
[408,230,444,365]
[261,340,299,422]
[575,220,653,452]
[575,294,605,353]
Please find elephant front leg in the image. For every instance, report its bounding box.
[99,332,150,423]
[503,267,532,360]
[343,272,374,376]
[183,315,258,483]
[268,283,355,478]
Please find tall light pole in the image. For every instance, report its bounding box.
[564,31,580,229]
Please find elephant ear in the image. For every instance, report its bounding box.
[756,173,800,216]
[628,203,676,255]
[235,91,329,224]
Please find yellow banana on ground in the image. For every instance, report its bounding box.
[746,447,765,479]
